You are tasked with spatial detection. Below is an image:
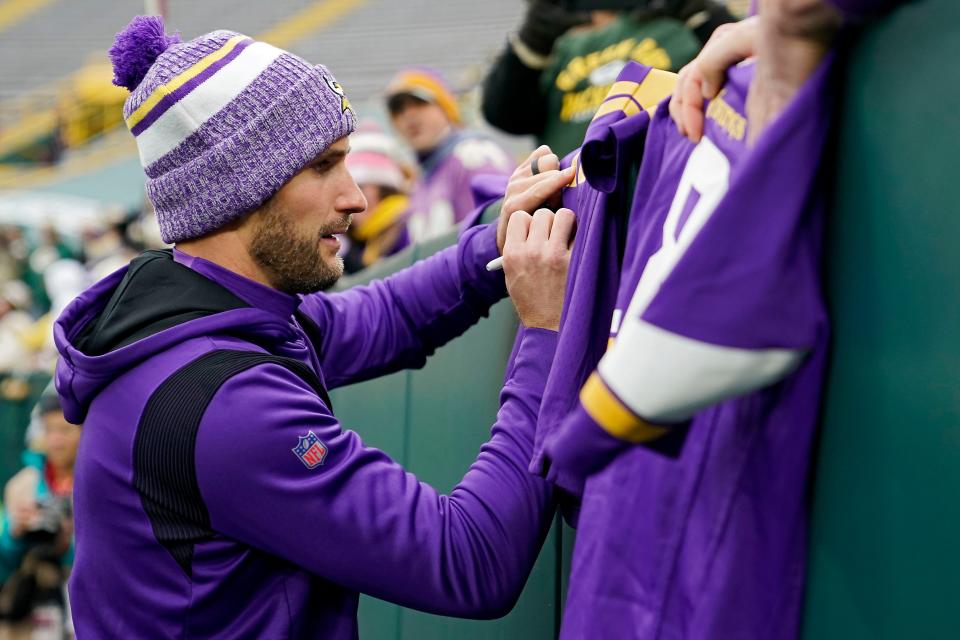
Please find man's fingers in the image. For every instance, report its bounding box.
[507,166,575,211]
[681,68,706,142]
[669,63,691,137]
[517,167,573,206]
[670,16,759,142]
[513,144,556,178]
[703,21,736,48]
[522,153,560,179]
[548,207,576,249]
[507,167,570,198]
[699,16,758,98]
[528,208,554,243]
[536,153,561,174]
[504,210,533,248]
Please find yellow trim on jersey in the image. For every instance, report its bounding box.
[634,68,678,116]
[594,92,643,120]
[126,35,248,130]
[580,373,668,443]
[566,151,584,188]
[592,68,677,122]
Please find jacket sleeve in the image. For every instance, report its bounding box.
[297,222,507,389]
[195,329,557,618]
[481,44,549,137]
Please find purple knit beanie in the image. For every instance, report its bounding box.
[109,16,357,243]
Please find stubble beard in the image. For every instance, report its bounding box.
[248,200,347,295]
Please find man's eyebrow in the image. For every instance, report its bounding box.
[312,147,350,163]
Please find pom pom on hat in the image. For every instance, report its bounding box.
[109,15,181,91]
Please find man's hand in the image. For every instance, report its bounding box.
[669,17,759,143]
[497,145,575,254]
[669,1,842,147]
[502,207,575,331]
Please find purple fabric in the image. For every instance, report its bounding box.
[117,27,355,243]
[300,224,511,388]
[54,223,558,637]
[529,62,657,501]
[828,0,902,17]
[674,187,700,239]
[640,64,830,349]
[405,133,514,243]
[129,37,253,136]
[109,15,181,91]
[537,60,836,639]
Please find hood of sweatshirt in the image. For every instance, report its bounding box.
[54,249,300,424]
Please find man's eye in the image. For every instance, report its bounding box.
[314,161,332,173]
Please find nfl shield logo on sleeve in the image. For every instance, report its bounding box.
[293,431,328,469]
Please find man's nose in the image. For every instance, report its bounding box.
[338,176,367,214]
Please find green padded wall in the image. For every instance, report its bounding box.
[330,229,562,639]
[803,1,960,637]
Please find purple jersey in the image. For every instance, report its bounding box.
[539,57,837,638]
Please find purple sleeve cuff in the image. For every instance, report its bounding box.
[508,328,558,391]
[541,403,631,496]
[458,222,507,305]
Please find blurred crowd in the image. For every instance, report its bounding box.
[0,211,162,378]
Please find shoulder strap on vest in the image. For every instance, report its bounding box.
[134,349,332,577]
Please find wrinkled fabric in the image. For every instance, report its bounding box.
[535,59,835,639]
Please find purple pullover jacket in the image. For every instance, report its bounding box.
[54,223,557,638]
[533,58,837,639]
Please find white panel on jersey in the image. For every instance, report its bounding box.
[598,320,806,424]
[610,308,624,334]
[622,136,730,323]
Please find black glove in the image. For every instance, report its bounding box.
[518,1,592,56]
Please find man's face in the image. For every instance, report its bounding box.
[389,95,451,152]
[246,137,366,294]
